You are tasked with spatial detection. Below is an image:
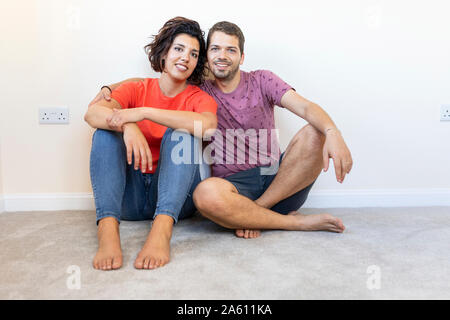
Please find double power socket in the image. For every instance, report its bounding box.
[39,107,69,124]
[441,105,450,121]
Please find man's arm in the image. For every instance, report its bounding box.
[88,77,217,137]
[88,78,145,107]
[280,89,353,183]
[280,89,336,133]
[109,78,145,91]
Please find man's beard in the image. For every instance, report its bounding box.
[210,63,240,81]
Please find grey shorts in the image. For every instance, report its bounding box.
[223,152,315,214]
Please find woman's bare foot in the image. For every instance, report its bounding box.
[134,215,173,270]
[288,211,345,233]
[93,217,123,270]
[235,229,261,238]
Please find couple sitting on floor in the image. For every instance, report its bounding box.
[84,17,353,271]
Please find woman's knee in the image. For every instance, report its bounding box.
[162,128,194,145]
[90,129,127,168]
[92,129,124,152]
[161,128,200,164]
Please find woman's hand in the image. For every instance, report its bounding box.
[122,123,152,173]
[106,108,145,131]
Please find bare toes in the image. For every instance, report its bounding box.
[134,257,144,269]
[106,258,113,270]
[143,257,151,269]
[112,258,122,269]
[333,218,345,231]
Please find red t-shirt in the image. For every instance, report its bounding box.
[111,78,217,173]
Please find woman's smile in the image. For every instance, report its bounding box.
[163,33,200,80]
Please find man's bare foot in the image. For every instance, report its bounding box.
[134,215,173,270]
[235,229,261,238]
[93,217,123,270]
[288,211,345,233]
[234,198,266,239]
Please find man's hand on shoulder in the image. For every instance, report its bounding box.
[88,86,112,107]
[88,78,145,107]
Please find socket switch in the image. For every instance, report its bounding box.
[39,107,69,124]
[441,105,450,121]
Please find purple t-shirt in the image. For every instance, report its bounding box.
[200,70,293,178]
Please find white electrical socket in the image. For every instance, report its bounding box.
[441,105,450,121]
[39,107,70,124]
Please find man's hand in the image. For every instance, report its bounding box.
[106,108,145,131]
[88,78,145,107]
[88,87,112,107]
[322,129,353,183]
[122,124,152,172]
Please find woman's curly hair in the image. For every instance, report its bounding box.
[144,17,206,85]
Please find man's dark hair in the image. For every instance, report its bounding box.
[207,21,245,54]
[144,17,206,85]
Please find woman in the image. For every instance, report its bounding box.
[84,17,217,271]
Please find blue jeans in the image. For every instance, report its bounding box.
[89,128,202,224]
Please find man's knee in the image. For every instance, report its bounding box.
[294,124,325,151]
[193,177,228,213]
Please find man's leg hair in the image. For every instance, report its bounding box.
[257,124,325,209]
[193,177,345,233]
[194,124,345,235]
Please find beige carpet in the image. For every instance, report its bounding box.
[0,207,449,299]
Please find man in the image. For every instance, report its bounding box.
[92,21,353,240]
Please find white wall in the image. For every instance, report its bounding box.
[1,0,449,209]
[0,138,4,213]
